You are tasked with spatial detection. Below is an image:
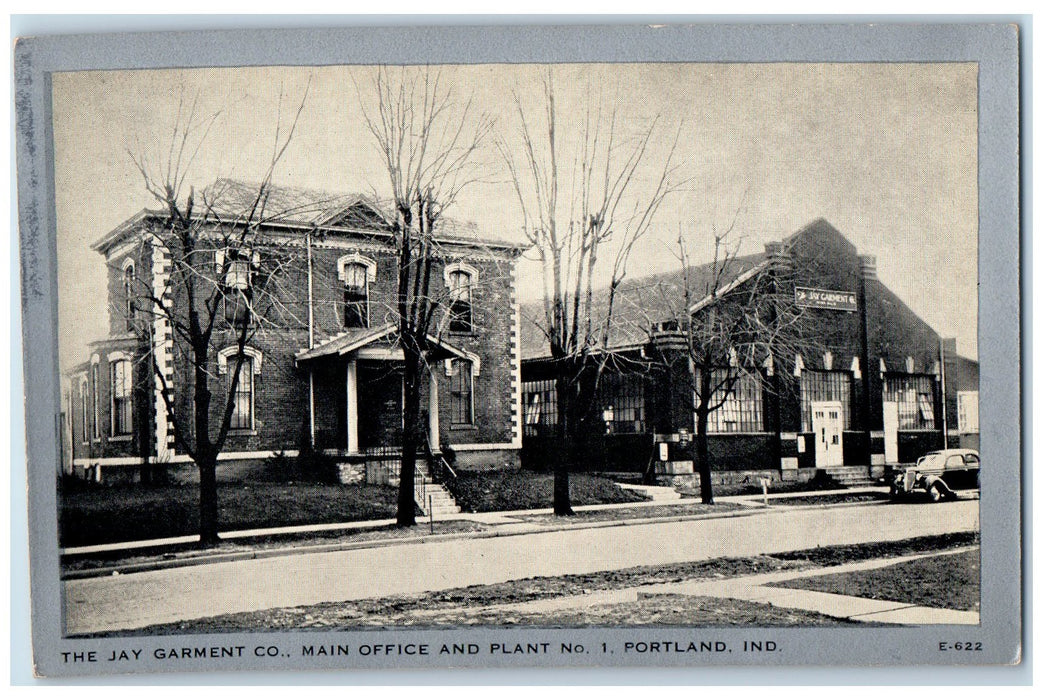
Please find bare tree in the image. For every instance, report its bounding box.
[125,88,311,545]
[356,66,493,527]
[499,71,681,515]
[652,221,812,504]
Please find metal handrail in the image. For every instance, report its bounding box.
[435,451,457,480]
[422,434,458,482]
[414,464,427,507]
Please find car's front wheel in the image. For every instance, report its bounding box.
[929,483,945,502]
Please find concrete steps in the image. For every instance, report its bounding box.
[414,460,461,515]
[820,466,878,487]
[417,482,461,516]
[616,483,684,501]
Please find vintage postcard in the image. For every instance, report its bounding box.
[15,23,1021,678]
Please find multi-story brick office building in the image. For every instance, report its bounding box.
[521,218,979,486]
[65,180,526,484]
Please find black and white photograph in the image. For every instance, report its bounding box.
[14,23,1021,677]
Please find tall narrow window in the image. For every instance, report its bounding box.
[957,391,979,433]
[449,359,473,425]
[447,269,473,333]
[80,378,89,443]
[230,356,254,430]
[342,262,369,328]
[122,262,136,331]
[110,359,133,436]
[222,250,253,326]
[91,363,100,440]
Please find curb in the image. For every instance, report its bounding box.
[60,495,904,581]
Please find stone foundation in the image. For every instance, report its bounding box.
[336,462,365,485]
[657,468,816,489]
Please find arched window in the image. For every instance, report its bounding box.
[445,263,477,333]
[218,249,255,327]
[79,378,89,444]
[230,356,255,430]
[90,357,100,441]
[342,262,369,328]
[218,346,263,432]
[122,260,136,331]
[110,357,133,436]
[449,359,474,425]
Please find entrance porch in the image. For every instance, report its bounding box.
[295,324,477,505]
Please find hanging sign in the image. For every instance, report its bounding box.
[794,286,857,311]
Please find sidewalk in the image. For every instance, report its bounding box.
[432,546,980,626]
[61,484,893,564]
[64,500,980,635]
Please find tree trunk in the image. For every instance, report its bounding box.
[693,407,714,504]
[397,350,422,527]
[694,367,715,505]
[553,370,574,516]
[198,451,220,546]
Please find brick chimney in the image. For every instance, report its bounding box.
[765,240,792,273]
[859,254,877,281]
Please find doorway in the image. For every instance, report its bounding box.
[356,361,404,450]
[811,401,844,467]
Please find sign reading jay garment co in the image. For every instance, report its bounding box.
[794,287,858,311]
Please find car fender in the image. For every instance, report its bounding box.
[923,474,955,496]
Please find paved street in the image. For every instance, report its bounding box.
[64,499,979,635]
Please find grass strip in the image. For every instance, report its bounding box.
[84,530,979,636]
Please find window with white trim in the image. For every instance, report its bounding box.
[449,359,474,425]
[342,262,370,328]
[221,249,254,326]
[958,391,979,433]
[110,358,133,436]
[229,356,255,431]
[79,378,89,444]
[91,363,101,441]
[447,268,474,333]
[122,261,136,331]
[884,374,937,430]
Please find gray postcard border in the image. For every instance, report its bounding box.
[14,20,1022,681]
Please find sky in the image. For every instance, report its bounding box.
[51,62,978,371]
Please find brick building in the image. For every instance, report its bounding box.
[65,181,526,483]
[520,219,979,486]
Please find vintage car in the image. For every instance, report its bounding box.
[890,448,980,501]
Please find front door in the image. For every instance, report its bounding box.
[811,401,844,467]
[356,361,404,450]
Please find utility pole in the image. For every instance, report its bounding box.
[307,227,316,448]
[858,255,875,476]
[939,338,949,449]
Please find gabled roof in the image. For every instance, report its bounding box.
[519,251,767,360]
[295,322,481,372]
[203,178,386,228]
[92,179,528,254]
[519,217,892,361]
